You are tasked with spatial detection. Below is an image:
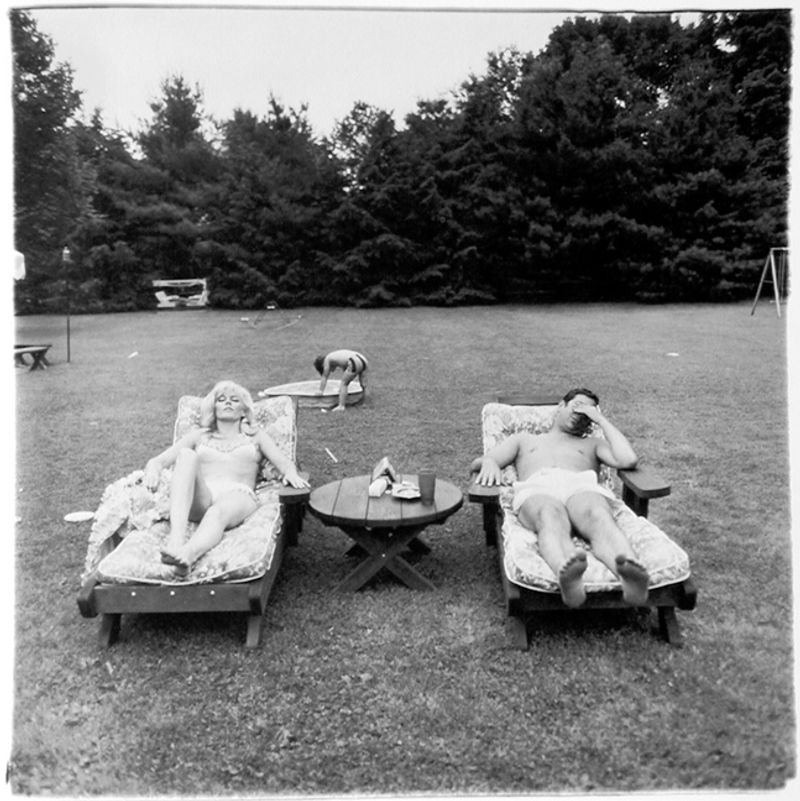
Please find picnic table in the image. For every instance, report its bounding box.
[14,344,52,371]
[308,473,463,591]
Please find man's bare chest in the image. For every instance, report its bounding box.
[518,433,598,474]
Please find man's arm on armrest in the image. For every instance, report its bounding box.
[468,480,502,504]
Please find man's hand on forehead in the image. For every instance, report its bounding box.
[572,398,602,421]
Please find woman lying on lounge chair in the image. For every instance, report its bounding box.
[145,379,309,575]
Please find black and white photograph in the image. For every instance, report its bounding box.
[7,0,796,796]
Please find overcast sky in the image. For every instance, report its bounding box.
[24,1,709,139]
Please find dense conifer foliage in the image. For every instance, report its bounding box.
[11,9,790,312]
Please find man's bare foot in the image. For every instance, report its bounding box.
[559,551,588,608]
[160,548,191,577]
[332,405,346,412]
[616,555,649,605]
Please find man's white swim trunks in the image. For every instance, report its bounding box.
[512,467,614,512]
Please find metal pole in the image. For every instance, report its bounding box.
[750,252,771,315]
[62,246,71,362]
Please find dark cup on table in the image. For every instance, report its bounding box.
[418,468,436,504]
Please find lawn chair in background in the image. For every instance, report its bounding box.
[469,394,696,649]
[77,394,309,648]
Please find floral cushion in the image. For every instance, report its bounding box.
[82,394,297,586]
[481,403,691,594]
[92,476,282,586]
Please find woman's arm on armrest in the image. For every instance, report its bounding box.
[278,471,311,503]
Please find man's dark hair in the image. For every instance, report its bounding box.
[313,355,325,375]
[562,387,600,405]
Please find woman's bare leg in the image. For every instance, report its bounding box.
[162,449,210,553]
[163,491,258,573]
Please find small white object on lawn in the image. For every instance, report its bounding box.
[64,511,94,523]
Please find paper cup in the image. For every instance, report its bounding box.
[418,469,436,504]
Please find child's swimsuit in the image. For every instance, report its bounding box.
[196,435,260,503]
[345,353,368,374]
[512,467,614,513]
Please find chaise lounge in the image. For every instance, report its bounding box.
[469,394,697,648]
[77,394,309,648]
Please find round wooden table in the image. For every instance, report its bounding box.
[308,474,463,591]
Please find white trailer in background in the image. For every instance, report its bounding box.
[152,278,209,309]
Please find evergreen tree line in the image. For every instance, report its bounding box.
[12,9,791,313]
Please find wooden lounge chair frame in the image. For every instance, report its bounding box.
[77,398,310,649]
[468,394,697,649]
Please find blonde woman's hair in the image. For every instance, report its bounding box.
[199,380,255,430]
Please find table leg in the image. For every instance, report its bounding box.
[406,537,431,555]
[338,552,390,592]
[347,536,429,558]
[381,554,435,591]
[338,525,435,591]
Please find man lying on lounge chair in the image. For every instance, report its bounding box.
[470,388,649,608]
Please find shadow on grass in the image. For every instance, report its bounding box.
[522,606,654,642]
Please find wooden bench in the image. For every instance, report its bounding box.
[15,344,52,371]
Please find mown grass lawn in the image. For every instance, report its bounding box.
[10,302,794,795]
